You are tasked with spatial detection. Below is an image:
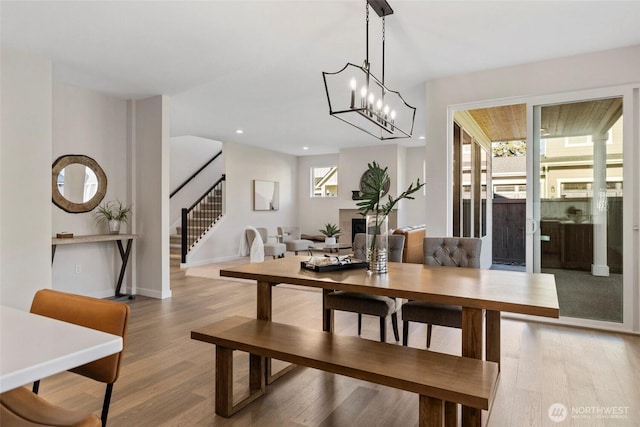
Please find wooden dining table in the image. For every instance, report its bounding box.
[220,255,559,426]
[0,305,123,393]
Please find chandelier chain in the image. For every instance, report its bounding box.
[382,16,386,87]
[365,0,370,71]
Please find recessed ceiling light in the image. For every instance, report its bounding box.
[236,129,244,134]
[303,146,309,150]
[418,136,425,140]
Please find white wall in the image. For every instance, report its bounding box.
[425,45,640,238]
[0,49,53,310]
[399,146,427,228]
[185,142,298,265]
[169,135,223,229]
[338,144,400,209]
[51,83,130,298]
[297,154,340,236]
[295,145,426,238]
[133,95,170,298]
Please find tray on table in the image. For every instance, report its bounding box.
[300,258,367,272]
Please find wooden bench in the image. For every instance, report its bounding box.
[192,316,499,426]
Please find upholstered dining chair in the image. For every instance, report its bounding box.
[277,226,314,255]
[0,289,130,427]
[323,233,405,343]
[401,237,482,348]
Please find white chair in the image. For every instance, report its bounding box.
[247,227,286,259]
[259,227,285,259]
[277,226,314,255]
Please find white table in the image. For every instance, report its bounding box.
[0,306,123,393]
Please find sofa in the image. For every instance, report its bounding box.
[392,224,427,263]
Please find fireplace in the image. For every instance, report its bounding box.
[352,218,366,242]
[339,209,397,245]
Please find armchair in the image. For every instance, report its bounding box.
[277,226,314,255]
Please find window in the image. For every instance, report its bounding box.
[453,122,490,237]
[311,166,338,197]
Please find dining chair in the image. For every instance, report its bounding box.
[401,237,482,348]
[323,233,405,343]
[0,289,130,427]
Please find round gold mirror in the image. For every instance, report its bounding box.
[52,154,107,213]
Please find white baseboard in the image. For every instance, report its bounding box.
[135,287,172,299]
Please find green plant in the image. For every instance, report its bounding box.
[356,161,424,267]
[94,199,132,223]
[356,161,424,218]
[319,223,341,238]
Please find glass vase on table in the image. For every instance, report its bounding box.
[366,214,388,273]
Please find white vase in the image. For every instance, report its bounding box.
[108,220,121,234]
[365,214,389,273]
[325,236,337,246]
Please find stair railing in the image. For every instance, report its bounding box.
[181,174,226,263]
[170,151,222,199]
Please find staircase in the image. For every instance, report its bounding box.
[170,187,224,267]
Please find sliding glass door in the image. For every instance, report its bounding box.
[530,94,627,325]
[451,85,637,331]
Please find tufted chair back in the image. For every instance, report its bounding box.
[353,233,405,262]
[423,237,481,268]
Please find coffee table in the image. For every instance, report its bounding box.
[307,242,352,254]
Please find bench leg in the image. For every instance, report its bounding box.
[419,395,443,426]
[215,346,265,418]
[444,402,458,427]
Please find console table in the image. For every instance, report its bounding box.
[51,234,138,298]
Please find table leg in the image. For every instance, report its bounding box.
[256,281,271,385]
[322,289,334,333]
[256,281,296,384]
[256,281,272,321]
[486,310,501,371]
[462,307,483,427]
[114,239,133,298]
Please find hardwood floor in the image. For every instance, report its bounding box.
[35,266,640,426]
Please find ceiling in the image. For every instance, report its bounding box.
[466,97,623,143]
[2,1,639,156]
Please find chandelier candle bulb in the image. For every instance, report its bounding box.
[350,78,357,108]
[368,93,375,116]
[360,86,368,108]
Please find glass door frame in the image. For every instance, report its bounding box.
[448,83,639,333]
[527,85,638,332]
